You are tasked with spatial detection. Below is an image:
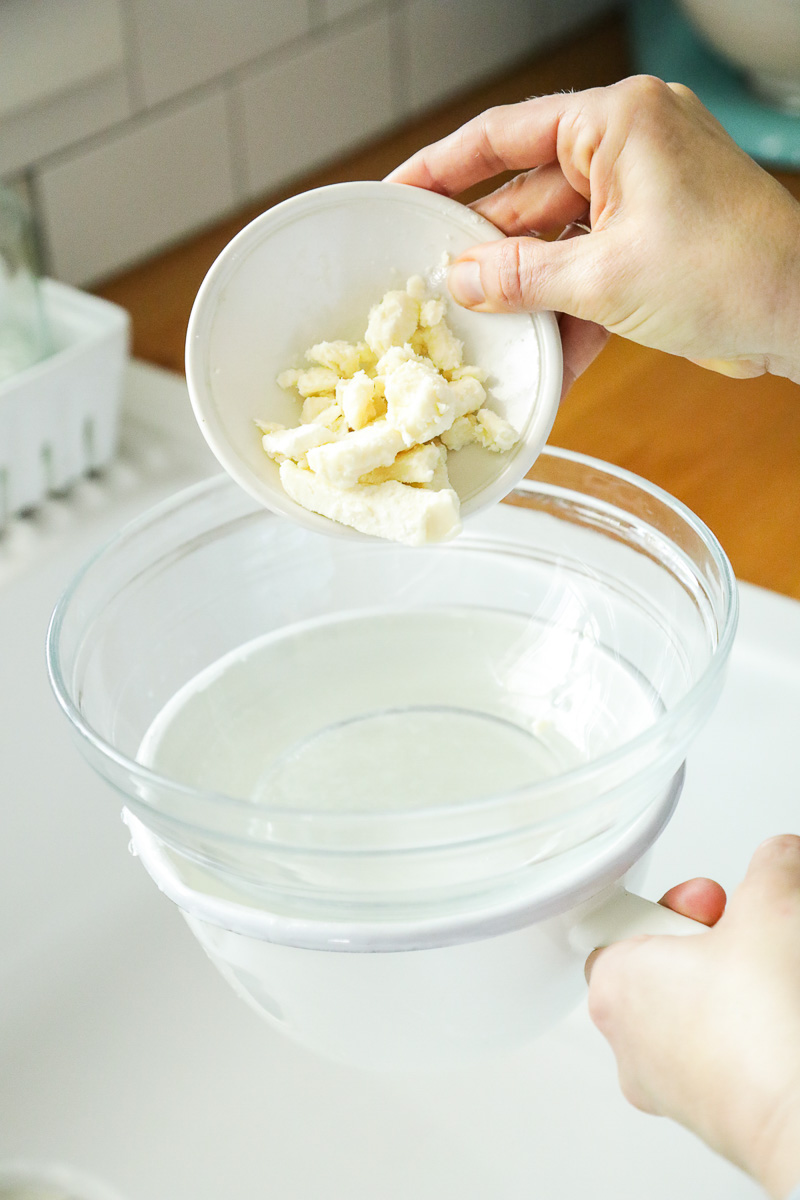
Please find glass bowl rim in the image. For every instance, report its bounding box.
[46,446,739,835]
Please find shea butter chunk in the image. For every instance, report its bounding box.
[383,360,457,445]
[360,441,445,486]
[440,414,479,452]
[337,370,382,430]
[262,423,340,463]
[305,340,374,376]
[306,419,406,489]
[365,289,419,356]
[476,408,519,453]
[280,460,461,547]
[261,275,520,545]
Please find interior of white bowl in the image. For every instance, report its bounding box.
[185,181,562,536]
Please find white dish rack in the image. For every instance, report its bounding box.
[0,279,129,527]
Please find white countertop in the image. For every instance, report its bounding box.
[1,361,798,1199]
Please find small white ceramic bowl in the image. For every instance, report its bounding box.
[185,181,562,540]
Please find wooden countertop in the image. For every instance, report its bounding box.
[96,14,800,601]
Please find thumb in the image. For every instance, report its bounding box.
[447,234,600,320]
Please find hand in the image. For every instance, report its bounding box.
[387,77,800,395]
[585,836,800,1198]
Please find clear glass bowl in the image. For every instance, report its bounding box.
[47,448,737,923]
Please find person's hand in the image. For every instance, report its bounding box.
[387,76,800,396]
[586,836,800,1198]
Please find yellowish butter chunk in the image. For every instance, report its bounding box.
[440,414,479,452]
[261,275,520,545]
[262,423,340,462]
[365,289,419,356]
[279,460,461,547]
[336,370,381,430]
[305,339,374,376]
[476,407,518,453]
[405,275,429,301]
[306,419,406,489]
[449,375,486,415]
[419,297,446,327]
[301,394,340,425]
[360,442,445,486]
[293,366,341,397]
[383,359,456,445]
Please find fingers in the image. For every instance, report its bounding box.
[584,877,725,984]
[447,232,604,321]
[385,97,564,195]
[658,878,727,927]
[470,162,589,237]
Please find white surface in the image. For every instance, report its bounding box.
[127,0,309,110]
[235,11,397,201]
[185,181,561,538]
[35,88,237,286]
[1,363,796,1197]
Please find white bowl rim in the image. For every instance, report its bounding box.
[124,768,683,952]
[184,179,563,540]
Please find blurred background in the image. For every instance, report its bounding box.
[0,0,618,290]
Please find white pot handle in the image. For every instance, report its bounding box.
[569,885,706,954]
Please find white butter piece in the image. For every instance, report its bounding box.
[383,359,456,445]
[476,407,518,453]
[405,275,429,301]
[301,395,339,425]
[292,366,341,397]
[337,370,379,430]
[280,460,461,547]
[447,363,488,383]
[428,453,453,491]
[365,289,419,356]
[305,339,374,376]
[419,297,446,327]
[449,375,486,415]
[375,344,425,377]
[263,275,519,545]
[360,441,444,485]
[306,419,406,489]
[276,368,302,390]
[414,319,463,372]
[262,423,340,462]
[440,414,479,451]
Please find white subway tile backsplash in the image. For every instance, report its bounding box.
[0,0,126,119]
[34,89,237,286]
[236,12,396,199]
[404,0,552,116]
[6,0,616,281]
[126,0,310,109]
[0,72,131,180]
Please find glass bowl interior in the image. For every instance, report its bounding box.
[47,448,737,919]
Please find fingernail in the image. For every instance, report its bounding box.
[448,260,485,308]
